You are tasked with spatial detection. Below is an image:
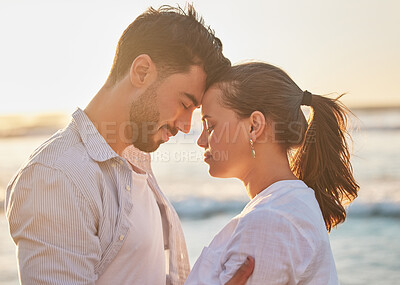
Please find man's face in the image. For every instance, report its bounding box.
[130,65,206,152]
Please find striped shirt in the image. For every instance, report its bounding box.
[5,108,190,285]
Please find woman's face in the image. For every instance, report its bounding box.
[197,85,251,178]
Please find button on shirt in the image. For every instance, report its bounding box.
[185,180,339,285]
[5,108,190,285]
[96,171,165,285]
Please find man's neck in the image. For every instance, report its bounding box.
[84,83,133,156]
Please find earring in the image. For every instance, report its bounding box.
[250,138,256,159]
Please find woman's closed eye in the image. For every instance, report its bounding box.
[201,116,214,134]
[206,124,214,133]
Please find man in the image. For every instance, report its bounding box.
[5,5,254,285]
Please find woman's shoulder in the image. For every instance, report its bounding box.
[237,184,328,242]
[256,180,322,217]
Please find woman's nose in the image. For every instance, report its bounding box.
[197,129,208,148]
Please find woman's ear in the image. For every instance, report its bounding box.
[249,111,266,141]
[129,54,157,87]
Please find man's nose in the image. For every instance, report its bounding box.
[175,121,191,133]
[175,113,193,134]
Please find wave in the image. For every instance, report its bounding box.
[171,198,400,220]
[1,197,399,219]
[172,198,246,219]
[346,202,400,218]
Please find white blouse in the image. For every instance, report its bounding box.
[185,180,339,285]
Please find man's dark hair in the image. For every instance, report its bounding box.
[106,4,231,88]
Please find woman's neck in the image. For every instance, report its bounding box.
[241,149,298,199]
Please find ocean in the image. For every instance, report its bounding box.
[0,108,399,284]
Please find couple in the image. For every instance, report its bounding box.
[5,4,359,285]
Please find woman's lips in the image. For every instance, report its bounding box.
[204,151,212,161]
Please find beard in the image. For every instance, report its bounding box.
[129,81,178,153]
[129,82,161,153]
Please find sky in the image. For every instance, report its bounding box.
[0,0,399,114]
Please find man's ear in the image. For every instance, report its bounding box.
[129,54,157,87]
[249,111,266,142]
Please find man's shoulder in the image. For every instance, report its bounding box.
[25,125,86,170]
[18,124,107,186]
[7,124,107,206]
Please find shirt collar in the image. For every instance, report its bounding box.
[122,145,152,174]
[72,108,119,162]
[249,179,307,204]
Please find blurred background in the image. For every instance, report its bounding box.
[1,0,399,284]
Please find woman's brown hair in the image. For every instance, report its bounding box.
[219,62,359,231]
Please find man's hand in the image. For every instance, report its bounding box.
[225,256,255,285]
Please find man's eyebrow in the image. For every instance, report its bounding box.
[201,115,210,121]
[183,92,199,107]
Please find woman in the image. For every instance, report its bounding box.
[185,62,359,284]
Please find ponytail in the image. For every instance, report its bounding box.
[291,94,359,231]
[215,62,359,232]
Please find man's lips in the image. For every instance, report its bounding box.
[161,128,171,142]
[160,125,177,142]
[160,125,178,135]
